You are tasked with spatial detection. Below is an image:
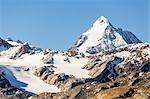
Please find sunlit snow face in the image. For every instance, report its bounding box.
[73,16,141,54]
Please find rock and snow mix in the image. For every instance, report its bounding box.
[0,50,91,94]
[71,16,141,54]
[0,65,60,94]
[0,43,91,95]
[0,16,149,98]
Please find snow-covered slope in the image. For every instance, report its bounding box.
[0,65,60,94]
[72,16,142,54]
[0,52,90,78]
[6,38,43,53]
[0,16,147,96]
[53,53,90,78]
[0,50,90,94]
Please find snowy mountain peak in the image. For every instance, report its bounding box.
[0,15,149,98]
[93,16,110,27]
[84,16,110,35]
[72,16,142,54]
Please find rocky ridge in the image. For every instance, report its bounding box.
[0,16,149,99]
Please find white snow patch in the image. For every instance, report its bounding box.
[0,52,90,94]
[0,53,45,67]
[53,53,90,78]
[0,65,60,94]
[78,16,109,52]
[7,41,23,46]
[115,51,131,58]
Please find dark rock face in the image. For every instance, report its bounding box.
[45,73,71,86]
[42,52,54,64]
[0,93,29,99]
[5,44,32,59]
[73,35,88,48]
[141,62,150,72]
[0,73,29,97]
[67,48,85,58]
[0,73,11,88]
[0,38,12,51]
[14,44,31,58]
[42,72,86,91]
[89,57,123,82]
[83,44,150,83]
[29,72,150,99]
[34,66,55,80]
[33,65,89,93]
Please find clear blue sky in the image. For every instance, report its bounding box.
[0,0,150,51]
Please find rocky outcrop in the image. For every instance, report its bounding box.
[34,66,55,80]
[0,16,149,99]
[0,44,32,59]
[38,71,86,91]
[0,38,12,52]
[73,35,88,48]
[2,43,148,98]
[0,73,29,96]
[29,72,150,99]
[33,66,88,92]
[41,49,55,64]
[0,73,11,88]
[45,73,75,89]
[0,92,29,99]
[82,44,150,83]
[28,43,150,99]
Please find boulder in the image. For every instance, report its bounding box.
[45,73,71,87]
[42,53,54,64]
[34,66,54,80]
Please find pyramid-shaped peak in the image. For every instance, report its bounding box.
[72,16,142,53]
[93,16,110,27]
[99,16,109,23]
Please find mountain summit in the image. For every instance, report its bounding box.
[72,16,142,54]
[0,16,149,99]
